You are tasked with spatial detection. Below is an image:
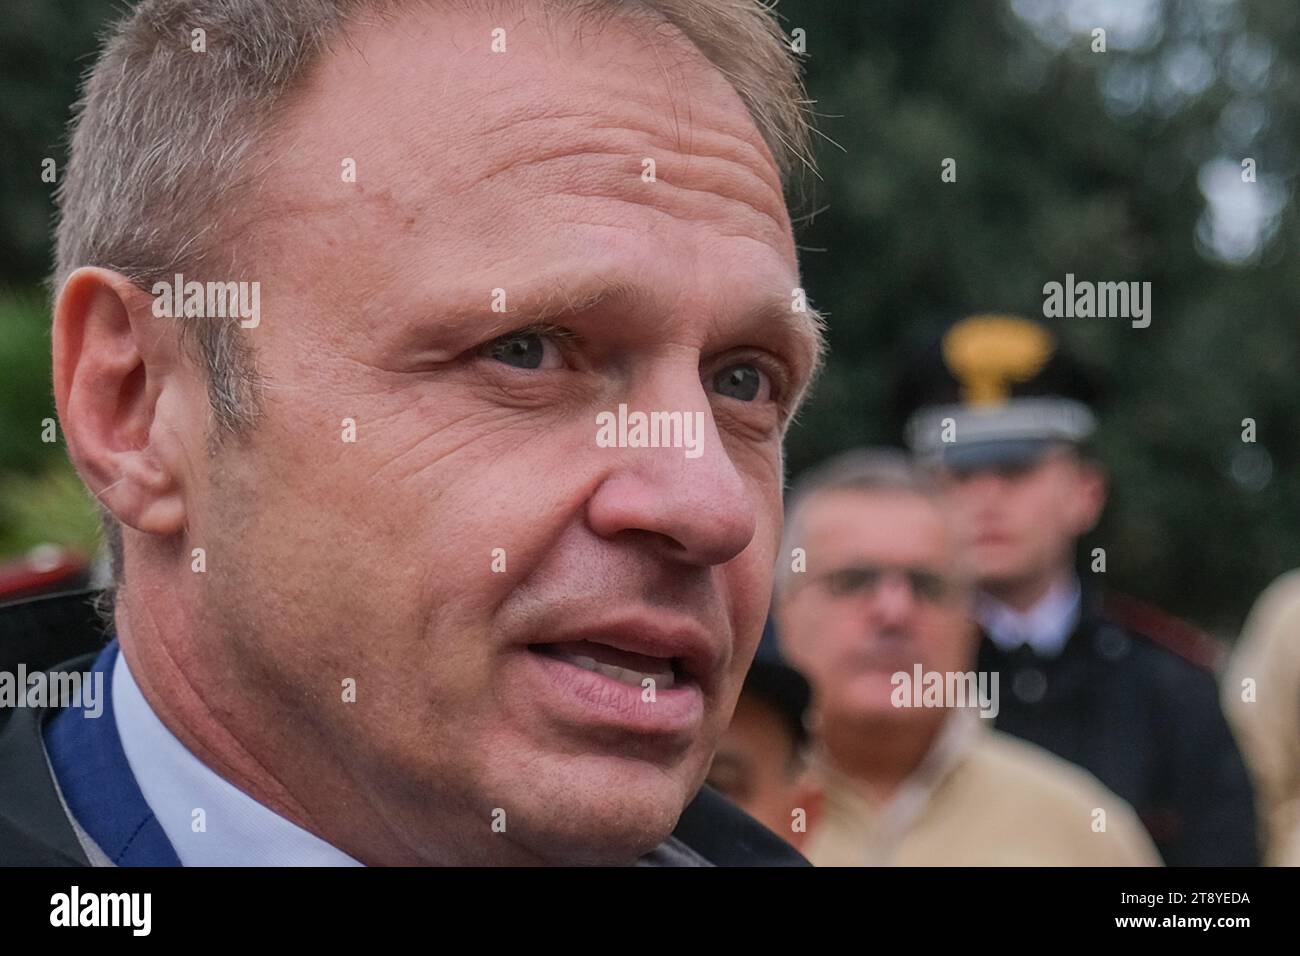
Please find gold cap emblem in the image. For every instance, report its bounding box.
[942,314,1054,406]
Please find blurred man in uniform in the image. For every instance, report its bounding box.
[1224,570,1300,865]
[774,448,1159,866]
[706,625,821,851]
[896,313,1258,866]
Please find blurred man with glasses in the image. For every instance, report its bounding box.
[773,448,1158,865]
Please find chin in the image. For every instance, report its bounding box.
[860,702,915,725]
[846,673,905,708]
[973,553,1032,588]
[490,753,697,865]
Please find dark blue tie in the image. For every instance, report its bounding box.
[43,640,182,866]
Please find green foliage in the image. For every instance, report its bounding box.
[778,0,1300,630]
[0,287,98,559]
[0,461,101,559]
[0,288,57,476]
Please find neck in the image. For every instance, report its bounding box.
[113,585,343,849]
[819,708,946,800]
[113,573,541,866]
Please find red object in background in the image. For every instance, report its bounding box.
[0,545,91,604]
[1103,591,1227,672]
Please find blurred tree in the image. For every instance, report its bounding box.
[0,0,115,279]
[0,1,117,557]
[778,0,1300,632]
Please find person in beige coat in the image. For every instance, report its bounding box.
[774,448,1160,866]
[1224,570,1300,865]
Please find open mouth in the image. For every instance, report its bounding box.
[530,640,682,691]
[519,626,711,736]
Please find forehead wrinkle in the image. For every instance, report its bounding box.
[417,19,785,221]
[586,118,782,197]
[545,186,787,249]
[253,106,788,263]
[468,111,779,196]
[459,42,779,189]
[461,116,787,233]
[243,3,794,258]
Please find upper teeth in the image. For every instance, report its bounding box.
[553,651,675,690]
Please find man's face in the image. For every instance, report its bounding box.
[938,447,1105,591]
[777,491,974,726]
[167,9,818,863]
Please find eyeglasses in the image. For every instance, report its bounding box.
[811,564,964,605]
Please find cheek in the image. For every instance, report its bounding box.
[1007,482,1061,537]
[794,609,856,679]
[726,487,783,621]
[721,557,778,680]
[780,599,822,658]
[1038,481,1084,540]
[1060,480,1098,534]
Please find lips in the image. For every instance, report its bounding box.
[527,614,719,694]
[534,640,678,690]
[515,613,723,737]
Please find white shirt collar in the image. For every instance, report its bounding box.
[112,649,362,866]
[975,575,1082,658]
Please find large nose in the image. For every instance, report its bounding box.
[585,381,759,568]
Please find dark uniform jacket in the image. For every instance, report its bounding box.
[0,590,806,867]
[977,589,1259,866]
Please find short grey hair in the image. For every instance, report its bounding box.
[776,448,944,594]
[52,0,816,605]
